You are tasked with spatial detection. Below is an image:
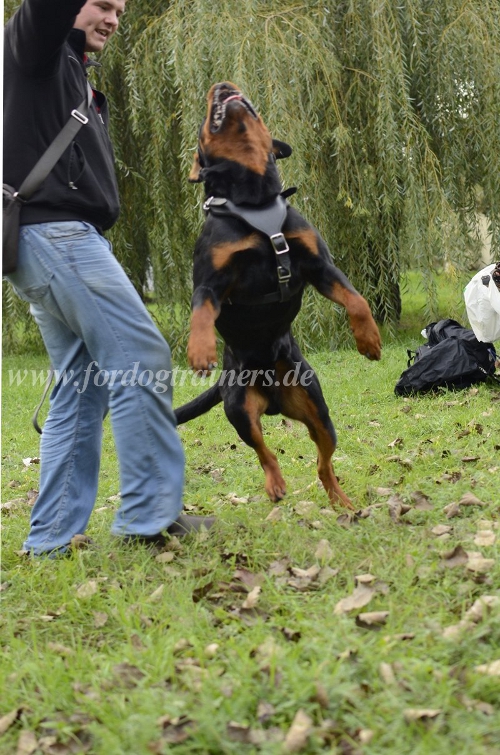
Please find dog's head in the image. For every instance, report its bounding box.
[189,82,292,205]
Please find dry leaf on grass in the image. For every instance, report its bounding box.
[465,556,495,574]
[46,642,74,657]
[459,492,486,506]
[356,611,389,628]
[431,525,452,536]
[474,530,496,546]
[283,709,313,753]
[411,491,433,510]
[75,580,98,599]
[241,585,261,610]
[112,662,145,688]
[443,502,461,519]
[404,708,442,723]
[379,662,397,685]
[0,707,25,735]
[15,730,38,755]
[265,506,282,522]
[475,660,500,677]
[92,611,108,628]
[155,552,174,563]
[442,595,499,640]
[440,544,469,568]
[314,539,333,561]
[334,583,375,614]
[149,584,165,601]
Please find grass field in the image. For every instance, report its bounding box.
[1,272,499,754]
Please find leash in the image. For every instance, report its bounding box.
[32,367,54,434]
[203,192,301,304]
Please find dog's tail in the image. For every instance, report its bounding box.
[175,383,222,425]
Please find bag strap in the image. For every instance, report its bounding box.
[17,82,93,201]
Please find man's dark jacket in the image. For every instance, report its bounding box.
[3,0,120,232]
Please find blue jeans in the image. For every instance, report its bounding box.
[6,222,185,555]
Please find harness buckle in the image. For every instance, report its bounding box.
[203,196,227,212]
[270,232,289,255]
[277,265,292,283]
[71,109,89,125]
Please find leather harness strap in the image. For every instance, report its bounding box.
[203,193,301,305]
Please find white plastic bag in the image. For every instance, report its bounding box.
[464,263,500,342]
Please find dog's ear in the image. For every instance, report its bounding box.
[188,151,203,183]
[272,139,292,160]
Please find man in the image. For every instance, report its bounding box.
[3,0,213,556]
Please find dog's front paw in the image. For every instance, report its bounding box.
[187,336,218,375]
[354,323,382,361]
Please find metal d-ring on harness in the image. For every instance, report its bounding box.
[202,192,299,304]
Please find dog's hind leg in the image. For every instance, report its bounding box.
[277,363,355,510]
[224,386,287,502]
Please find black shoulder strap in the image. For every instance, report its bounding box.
[17,82,93,201]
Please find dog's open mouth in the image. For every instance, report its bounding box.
[210,83,258,133]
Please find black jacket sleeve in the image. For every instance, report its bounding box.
[6,0,87,77]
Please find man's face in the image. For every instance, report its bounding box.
[74,0,126,53]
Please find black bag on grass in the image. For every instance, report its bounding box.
[394,319,498,396]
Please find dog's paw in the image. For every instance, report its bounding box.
[353,323,382,361]
[187,339,218,375]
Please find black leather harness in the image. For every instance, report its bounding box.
[203,192,301,304]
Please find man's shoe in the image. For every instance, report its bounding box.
[121,513,216,548]
[166,513,216,537]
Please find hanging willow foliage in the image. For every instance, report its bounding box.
[3,0,500,355]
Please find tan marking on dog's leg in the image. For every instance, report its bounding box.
[285,228,319,255]
[187,301,218,373]
[279,383,355,510]
[244,388,287,502]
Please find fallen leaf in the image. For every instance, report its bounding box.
[356,611,389,628]
[404,708,441,722]
[458,695,494,716]
[465,595,500,621]
[465,557,495,574]
[241,586,261,609]
[265,507,282,522]
[474,530,496,547]
[112,662,145,687]
[233,568,265,589]
[46,642,74,656]
[257,701,275,723]
[411,491,433,510]
[0,707,24,735]
[443,502,461,518]
[459,492,486,506]
[75,580,98,599]
[358,729,375,744]
[431,525,452,536]
[334,584,375,614]
[155,552,175,563]
[355,573,377,584]
[15,730,37,755]
[314,539,333,561]
[93,611,109,628]
[283,709,313,753]
[475,660,500,677]
[441,544,469,568]
[149,584,165,601]
[379,662,396,685]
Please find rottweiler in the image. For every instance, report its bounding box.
[175,82,381,509]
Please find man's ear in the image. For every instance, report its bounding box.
[272,139,292,160]
[188,151,203,182]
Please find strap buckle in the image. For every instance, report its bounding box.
[203,196,227,212]
[71,109,89,125]
[270,232,289,255]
